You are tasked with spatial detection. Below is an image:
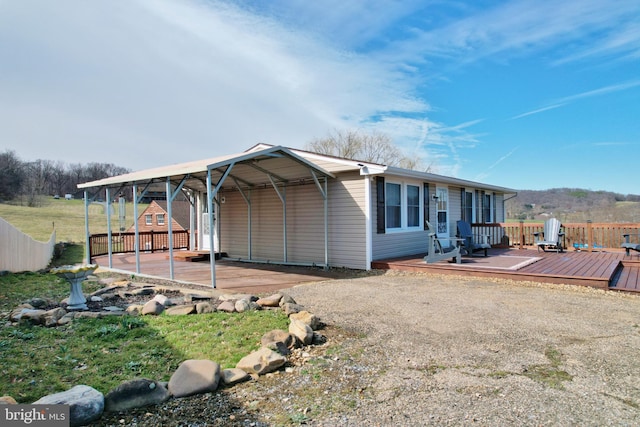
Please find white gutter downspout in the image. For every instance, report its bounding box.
[363,172,372,271]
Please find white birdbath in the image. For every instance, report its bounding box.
[51,264,98,311]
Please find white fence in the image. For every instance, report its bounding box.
[0,217,56,272]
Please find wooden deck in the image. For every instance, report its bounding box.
[93,252,351,294]
[372,247,640,292]
[94,248,640,294]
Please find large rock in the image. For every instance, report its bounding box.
[44,307,67,327]
[196,302,215,314]
[10,304,34,321]
[261,329,296,350]
[281,303,304,315]
[142,300,164,315]
[0,395,17,404]
[165,304,196,316]
[279,294,297,307]
[104,379,170,412]
[19,309,47,325]
[256,293,282,308]
[234,299,251,313]
[221,368,250,386]
[290,311,321,330]
[168,359,221,398]
[289,318,313,345]
[217,300,235,313]
[236,347,286,375]
[34,384,104,427]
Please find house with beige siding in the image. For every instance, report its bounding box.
[78,144,515,286]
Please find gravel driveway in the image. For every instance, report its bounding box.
[94,271,640,426]
[283,272,640,426]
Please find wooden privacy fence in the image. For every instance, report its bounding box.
[474,221,640,251]
[89,230,190,260]
[0,217,56,272]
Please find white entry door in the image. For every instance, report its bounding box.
[435,187,449,246]
[201,208,218,252]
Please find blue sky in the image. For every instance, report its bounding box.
[1,0,639,194]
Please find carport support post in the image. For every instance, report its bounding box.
[206,170,216,288]
[83,191,90,264]
[166,178,174,280]
[133,183,140,274]
[106,188,113,269]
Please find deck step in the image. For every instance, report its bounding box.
[610,262,640,292]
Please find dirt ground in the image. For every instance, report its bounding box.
[94,272,640,426]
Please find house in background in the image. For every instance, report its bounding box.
[79,144,516,285]
[128,200,191,233]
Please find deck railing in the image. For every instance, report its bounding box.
[89,230,190,260]
[473,222,640,252]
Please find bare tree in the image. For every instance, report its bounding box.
[306,129,434,171]
[0,150,25,201]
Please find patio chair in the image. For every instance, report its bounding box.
[621,233,640,256]
[424,221,463,264]
[533,218,564,253]
[456,220,491,257]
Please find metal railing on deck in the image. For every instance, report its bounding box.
[89,230,189,259]
[472,222,640,251]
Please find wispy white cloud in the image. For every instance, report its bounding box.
[511,80,640,119]
[0,0,430,169]
[391,0,640,67]
[511,104,567,120]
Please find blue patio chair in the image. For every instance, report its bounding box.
[424,221,463,264]
[456,220,491,257]
[533,218,564,253]
[621,233,640,256]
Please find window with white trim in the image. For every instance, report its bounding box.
[384,181,423,231]
[145,214,152,226]
[156,213,165,226]
[482,193,493,223]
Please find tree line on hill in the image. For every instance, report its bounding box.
[506,188,640,223]
[0,150,130,207]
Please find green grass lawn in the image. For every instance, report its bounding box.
[0,198,147,243]
[0,270,289,403]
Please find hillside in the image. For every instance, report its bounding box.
[506,188,640,223]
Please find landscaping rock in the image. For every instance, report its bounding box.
[196,302,215,314]
[256,293,282,307]
[0,395,17,404]
[10,304,34,321]
[236,347,286,375]
[165,304,196,315]
[290,310,321,330]
[279,294,297,307]
[261,329,297,350]
[289,318,313,345]
[142,300,164,315]
[44,307,67,327]
[104,379,170,413]
[235,299,251,312]
[152,294,170,306]
[27,297,49,308]
[126,304,143,315]
[168,359,221,398]
[58,312,75,325]
[281,302,304,315]
[19,309,47,325]
[221,368,250,386]
[34,384,104,427]
[217,300,235,313]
